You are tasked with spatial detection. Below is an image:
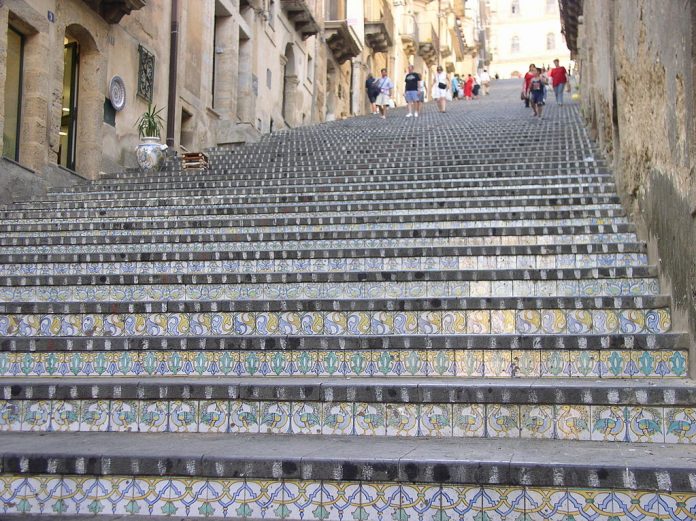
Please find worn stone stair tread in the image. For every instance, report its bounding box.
[0,241,647,263]
[3,332,685,352]
[0,223,637,248]
[0,266,657,286]
[0,294,671,313]
[0,432,694,491]
[0,196,624,219]
[52,174,614,197]
[6,376,696,404]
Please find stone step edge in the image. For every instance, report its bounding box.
[55,173,615,194]
[0,195,624,217]
[10,187,620,210]
[0,223,637,247]
[47,180,617,201]
[0,433,693,491]
[2,332,685,351]
[0,243,649,264]
[5,377,695,404]
[0,294,671,313]
[0,266,657,285]
[0,209,629,232]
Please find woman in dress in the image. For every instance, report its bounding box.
[432,66,449,113]
[464,74,474,100]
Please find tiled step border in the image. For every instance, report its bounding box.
[0,347,686,378]
[2,474,694,519]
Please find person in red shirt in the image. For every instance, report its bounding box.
[549,59,568,105]
[521,64,536,109]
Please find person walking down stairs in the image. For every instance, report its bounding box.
[432,66,449,113]
[375,68,394,119]
[404,65,422,118]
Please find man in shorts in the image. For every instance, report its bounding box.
[404,65,422,117]
[375,68,394,119]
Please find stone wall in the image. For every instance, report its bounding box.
[577,0,696,375]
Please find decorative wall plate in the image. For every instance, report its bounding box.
[109,75,126,111]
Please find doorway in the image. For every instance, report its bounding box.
[59,39,79,170]
[282,43,297,126]
[3,26,23,160]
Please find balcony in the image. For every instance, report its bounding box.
[81,0,146,24]
[280,0,320,40]
[364,0,394,53]
[417,22,438,66]
[400,14,417,55]
[324,0,363,63]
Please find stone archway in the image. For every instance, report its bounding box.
[59,24,105,179]
[282,43,299,127]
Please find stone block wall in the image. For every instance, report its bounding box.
[577,0,696,375]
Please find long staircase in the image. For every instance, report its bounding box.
[0,81,695,520]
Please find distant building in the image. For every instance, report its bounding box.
[483,0,571,78]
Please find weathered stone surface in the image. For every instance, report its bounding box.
[576,0,696,376]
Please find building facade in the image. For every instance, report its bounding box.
[484,0,570,78]
[0,0,479,196]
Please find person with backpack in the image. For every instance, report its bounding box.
[365,73,380,115]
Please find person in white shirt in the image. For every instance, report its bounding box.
[480,69,491,96]
[432,66,449,113]
[375,68,394,119]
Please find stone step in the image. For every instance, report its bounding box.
[0,433,693,496]
[1,377,693,444]
[96,160,605,186]
[54,169,613,195]
[0,194,623,219]
[0,278,661,303]
[0,207,627,234]
[0,341,686,379]
[11,183,617,211]
[0,236,641,257]
[0,244,650,276]
[0,298,673,341]
[0,222,636,248]
[0,268,661,303]
[2,332,686,352]
[47,173,615,201]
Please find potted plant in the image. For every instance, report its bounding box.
[135,103,167,173]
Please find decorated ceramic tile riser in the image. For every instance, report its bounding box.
[2,215,630,240]
[0,232,640,255]
[0,253,650,277]
[0,308,671,337]
[2,399,691,443]
[0,203,622,227]
[0,475,694,519]
[0,349,686,379]
[0,277,660,303]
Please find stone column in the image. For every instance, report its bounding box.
[350,58,363,116]
[283,74,299,127]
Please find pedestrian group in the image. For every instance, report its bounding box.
[365,64,492,119]
[521,59,568,119]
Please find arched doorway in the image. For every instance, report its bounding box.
[282,43,298,127]
[58,25,104,178]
